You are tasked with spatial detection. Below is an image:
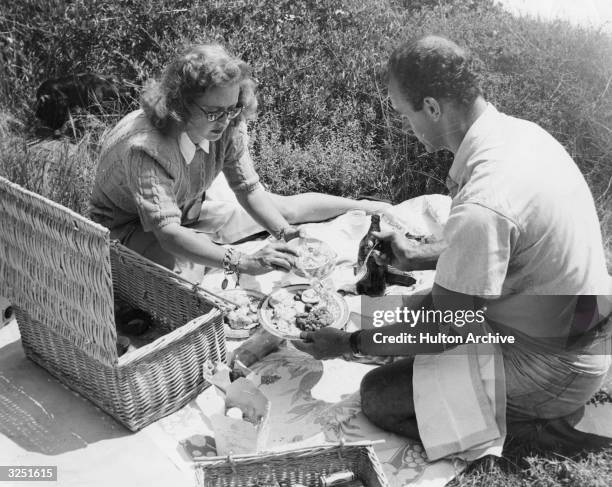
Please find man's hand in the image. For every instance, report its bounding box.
[292,327,352,359]
[370,230,422,271]
[371,231,445,271]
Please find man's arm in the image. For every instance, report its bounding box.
[359,283,478,354]
[294,283,482,359]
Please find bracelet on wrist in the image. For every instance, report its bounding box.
[273,226,293,242]
[222,247,243,289]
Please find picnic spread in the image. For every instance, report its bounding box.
[145,194,506,486]
[0,175,506,487]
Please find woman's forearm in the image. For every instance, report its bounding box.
[155,223,226,267]
[237,187,291,236]
[269,193,391,223]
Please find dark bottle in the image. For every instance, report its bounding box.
[356,214,387,296]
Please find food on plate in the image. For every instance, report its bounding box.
[223,290,262,330]
[261,286,343,337]
[295,306,335,332]
[226,307,257,329]
[300,288,320,304]
[269,288,294,307]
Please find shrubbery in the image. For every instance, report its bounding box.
[0,0,610,263]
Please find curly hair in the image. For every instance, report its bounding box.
[388,36,482,110]
[140,44,257,133]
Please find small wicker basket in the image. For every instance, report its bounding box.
[0,176,232,431]
[194,441,389,487]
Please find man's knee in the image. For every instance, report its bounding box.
[360,358,416,421]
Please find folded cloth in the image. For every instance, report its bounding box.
[412,342,507,461]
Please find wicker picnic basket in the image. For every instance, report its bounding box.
[0,176,231,431]
[194,441,390,487]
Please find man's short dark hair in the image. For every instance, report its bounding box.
[388,36,482,110]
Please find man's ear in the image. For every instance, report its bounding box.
[422,97,441,121]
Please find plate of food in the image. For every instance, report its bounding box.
[258,284,349,339]
[288,237,337,280]
[220,289,266,339]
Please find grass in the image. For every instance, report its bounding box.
[451,448,612,487]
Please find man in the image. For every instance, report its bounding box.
[295,36,612,448]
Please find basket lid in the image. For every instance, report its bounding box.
[0,177,119,366]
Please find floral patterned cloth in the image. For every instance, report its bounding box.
[145,345,463,487]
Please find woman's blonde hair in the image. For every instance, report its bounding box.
[140,44,257,133]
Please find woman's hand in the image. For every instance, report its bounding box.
[239,242,299,275]
[358,200,405,230]
[292,328,352,359]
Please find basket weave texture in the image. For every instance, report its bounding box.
[195,442,390,487]
[0,176,230,431]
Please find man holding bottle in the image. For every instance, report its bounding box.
[295,35,612,451]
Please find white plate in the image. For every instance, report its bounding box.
[258,284,349,339]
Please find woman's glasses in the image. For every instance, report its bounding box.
[193,103,243,122]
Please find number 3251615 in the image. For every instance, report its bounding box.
[2,466,57,481]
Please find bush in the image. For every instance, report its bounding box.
[252,113,389,198]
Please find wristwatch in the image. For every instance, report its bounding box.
[349,330,363,355]
[273,226,294,242]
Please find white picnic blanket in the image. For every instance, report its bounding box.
[145,194,506,486]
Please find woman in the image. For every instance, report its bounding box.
[90,44,388,283]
